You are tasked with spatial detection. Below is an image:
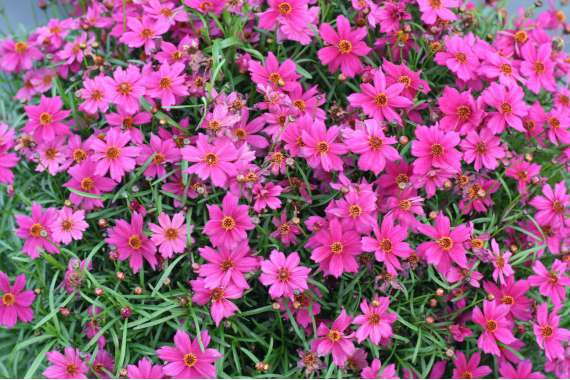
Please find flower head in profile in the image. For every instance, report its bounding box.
[260,250,311,299]
[106,213,157,273]
[148,212,187,259]
[156,330,222,378]
[44,347,89,379]
[353,297,397,345]
[317,15,371,78]
[203,193,254,250]
[348,69,412,124]
[0,272,35,329]
[311,309,354,367]
[472,300,516,356]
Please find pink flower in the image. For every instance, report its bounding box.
[529,181,568,228]
[361,358,398,379]
[105,65,146,114]
[44,347,89,379]
[184,0,225,15]
[259,250,310,299]
[499,359,545,379]
[106,213,157,273]
[411,125,462,174]
[90,349,115,379]
[190,278,242,326]
[146,62,188,107]
[127,358,164,379]
[451,352,491,379]
[138,134,180,179]
[417,0,458,25]
[156,330,221,378]
[528,259,570,307]
[120,16,169,54]
[328,189,376,234]
[51,207,89,245]
[361,214,412,275]
[203,193,254,249]
[182,134,239,187]
[317,15,371,78]
[533,304,570,361]
[311,309,354,366]
[78,76,111,114]
[489,239,513,284]
[64,160,117,210]
[472,300,516,356]
[308,218,361,278]
[198,241,258,290]
[0,38,42,72]
[0,149,17,185]
[482,83,527,133]
[89,127,141,182]
[0,272,35,329]
[437,87,483,134]
[15,203,59,258]
[353,297,397,344]
[23,96,70,141]
[479,52,524,87]
[417,213,470,275]
[258,0,319,45]
[348,70,412,124]
[271,212,301,247]
[149,212,187,259]
[248,52,300,92]
[344,120,400,175]
[252,182,283,212]
[435,35,479,81]
[520,43,556,94]
[301,120,347,172]
[505,159,541,194]
[460,129,505,171]
[545,108,570,145]
[383,60,430,98]
[483,277,532,321]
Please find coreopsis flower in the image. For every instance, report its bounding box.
[127,358,164,379]
[479,51,524,87]
[252,182,283,212]
[489,239,513,284]
[51,207,89,245]
[0,272,35,329]
[520,43,556,94]
[182,134,239,187]
[106,213,157,273]
[90,349,114,378]
[259,250,310,299]
[248,52,300,92]
[417,213,470,275]
[0,38,42,72]
[328,189,376,234]
[344,119,400,175]
[203,192,254,249]
[311,309,354,366]
[472,300,516,356]
[78,76,112,114]
[361,358,398,379]
[137,134,180,179]
[146,62,189,107]
[533,304,570,361]
[257,0,319,45]
[504,159,541,194]
[156,330,222,378]
[35,137,69,175]
[411,125,462,175]
[417,0,458,24]
[300,120,347,172]
[64,160,117,210]
[271,212,301,247]
[144,0,188,25]
[198,241,258,289]
[23,95,70,141]
[383,60,430,99]
[43,347,89,379]
[451,352,491,379]
[545,108,570,146]
[460,129,505,171]
[89,127,141,182]
[361,214,412,275]
[435,35,479,81]
[307,218,361,278]
[353,297,396,344]
[483,277,532,321]
[105,65,146,114]
[499,360,545,379]
[190,278,242,326]
[15,202,59,258]
[529,181,568,228]
[482,83,527,133]
[348,69,412,124]
[528,259,570,307]
[120,16,169,54]
[184,0,226,15]
[148,212,187,259]
[106,109,151,145]
[438,87,483,134]
[317,15,371,78]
